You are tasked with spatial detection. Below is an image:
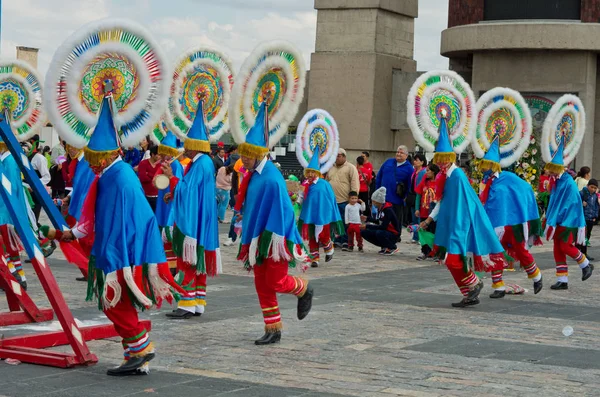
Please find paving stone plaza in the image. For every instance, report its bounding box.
[2,221,599,397]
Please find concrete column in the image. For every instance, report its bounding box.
[308,0,417,168]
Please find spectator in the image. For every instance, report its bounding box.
[361,151,374,179]
[225,145,240,208]
[137,145,162,212]
[356,156,372,215]
[124,146,142,169]
[224,159,248,247]
[360,187,400,255]
[27,135,51,222]
[408,153,427,243]
[140,135,152,161]
[213,147,226,173]
[216,165,234,223]
[50,140,66,165]
[42,145,52,168]
[49,155,67,201]
[538,169,550,193]
[375,145,414,241]
[344,191,365,252]
[575,166,591,190]
[578,178,599,260]
[415,163,439,260]
[326,148,360,248]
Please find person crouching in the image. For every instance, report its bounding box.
[360,187,400,255]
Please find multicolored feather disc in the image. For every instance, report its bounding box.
[541,94,586,165]
[295,109,340,174]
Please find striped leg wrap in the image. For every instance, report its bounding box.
[10,256,25,281]
[523,262,541,281]
[178,281,197,311]
[576,253,590,269]
[491,270,505,291]
[124,330,153,358]
[122,340,130,362]
[262,306,282,332]
[195,285,206,314]
[323,240,334,255]
[556,262,568,277]
[290,276,308,297]
[462,271,478,289]
[310,250,320,263]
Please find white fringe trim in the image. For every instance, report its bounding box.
[577,227,586,246]
[183,236,198,265]
[162,228,168,244]
[494,226,505,241]
[314,225,324,239]
[545,225,555,241]
[249,236,259,267]
[6,225,21,251]
[148,263,172,301]
[522,222,530,246]
[216,248,223,274]
[102,272,122,309]
[269,234,292,263]
[123,266,153,308]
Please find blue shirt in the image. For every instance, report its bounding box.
[376,158,414,205]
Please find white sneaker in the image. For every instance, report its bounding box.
[223,238,234,247]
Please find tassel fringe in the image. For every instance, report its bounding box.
[123,266,153,309]
[183,236,198,266]
[238,142,269,160]
[83,147,119,167]
[478,159,501,173]
[183,138,210,153]
[544,162,564,175]
[102,271,122,310]
[433,152,456,165]
[265,322,283,332]
[158,145,180,158]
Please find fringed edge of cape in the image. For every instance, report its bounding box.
[172,225,222,276]
[297,219,345,241]
[237,230,310,271]
[86,257,184,311]
[544,225,586,245]
[432,245,507,273]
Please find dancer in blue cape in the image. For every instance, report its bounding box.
[418,111,507,307]
[154,130,184,277]
[295,109,344,268]
[60,86,182,376]
[234,101,313,345]
[162,98,221,319]
[477,136,543,297]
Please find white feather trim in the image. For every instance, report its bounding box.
[44,18,171,148]
[249,235,259,267]
[268,233,292,263]
[541,94,586,165]
[230,40,306,147]
[123,266,153,308]
[577,227,586,246]
[295,109,339,174]
[407,70,476,154]
[183,236,197,265]
[472,87,532,168]
[494,226,505,242]
[102,271,122,309]
[216,248,223,274]
[148,263,172,301]
[0,59,45,141]
[522,222,530,246]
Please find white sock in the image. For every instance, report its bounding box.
[579,258,590,269]
[557,275,568,283]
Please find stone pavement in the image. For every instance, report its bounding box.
[2,223,600,396]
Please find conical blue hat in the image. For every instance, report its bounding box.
[550,135,565,166]
[238,102,270,159]
[482,135,500,164]
[306,145,321,173]
[434,117,453,154]
[84,91,120,166]
[158,129,180,157]
[184,99,210,152]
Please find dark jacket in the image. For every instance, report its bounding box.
[376,158,414,206]
[581,187,599,221]
[213,156,225,173]
[366,202,400,235]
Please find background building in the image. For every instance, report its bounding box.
[442,0,600,172]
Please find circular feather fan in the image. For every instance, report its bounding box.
[0,60,45,141]
[149,115,169,146]
[229,40,306,148]
[295,109,339,174]
[407,70,476,154]
[44,18,170,148]
[541,94,586,166]
[472,87,532,168]
[166,47,233,141]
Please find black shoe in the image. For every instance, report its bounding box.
[341,247,351,252]
[43,241,57,258]
[76,276,87,282]
[451,297,480,308]
[358,247,364,253]
[106,353,155,376]
[533,277,543,294]
[297,284,314,320]
[311,262,319,268]
[550,281,568,290]
[254,331,281,345]
[165,308,194,319]
[582,264,594,281]
[325,253,334,262]
[489,290,505,299]
[467,281,483,300]
[333,242,343,248]
[193,312,202,317]
[20,281,27,291]
[588,257,595,261]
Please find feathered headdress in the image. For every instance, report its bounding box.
[295,109,340,177]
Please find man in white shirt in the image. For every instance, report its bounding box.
[27,135,51,223]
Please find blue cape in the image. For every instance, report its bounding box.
[435,168,504,256]
[299,178,341,226]
[0,154,27,225]
[156,160,184,228]
[68,157,96,221]
[546,172,586,229]
[484,172,540,228]
[91,160,166,273]
[241,160,303,245]
[173,155,219,251]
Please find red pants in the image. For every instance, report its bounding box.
[253,258,307,332]
[553,227,587,280]
[347,224,363,248]
[445,255,479,297]
[0,225,23,280]
[103,273,152,360]
[492,228,541,290]
[176,257,207,313]
[308,224,333,263]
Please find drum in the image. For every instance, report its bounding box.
[153,174,170,190]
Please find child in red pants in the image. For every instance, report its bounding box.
[344,191,365,252]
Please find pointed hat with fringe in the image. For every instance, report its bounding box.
[480,134,502,173]
[84,82,120,166]
[184,99,211,153]
[545,135,565,174]
[433,111,456,164]
[158,129,181,158]
[238,102,269,160]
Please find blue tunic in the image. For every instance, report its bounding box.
[156,160,184,228]
[0,154,28,226]
[299,178,341,227]
[484,172,540,229]
[68,157,95,221]
[435,167,504,257]
[91,160,166,274]
[546,172,586,230]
